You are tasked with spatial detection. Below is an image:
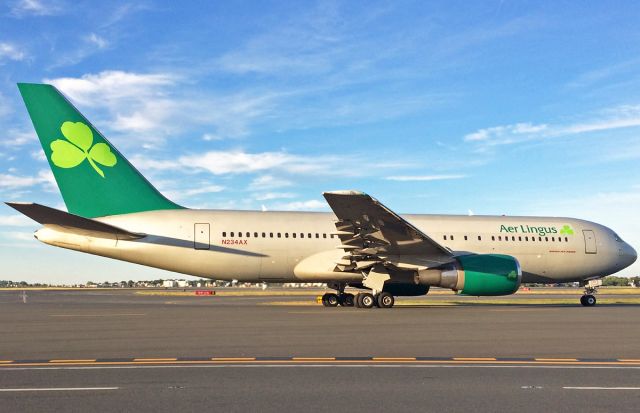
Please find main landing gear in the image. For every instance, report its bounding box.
[321,289,395,309]
[580,279,602,307]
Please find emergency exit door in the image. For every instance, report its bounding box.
[194,223,210,250]
[583,229,597,254]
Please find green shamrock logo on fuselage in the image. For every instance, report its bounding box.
[560,225,574,235]
[50,121,117,178]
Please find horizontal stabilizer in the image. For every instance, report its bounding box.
[5,202,145,240]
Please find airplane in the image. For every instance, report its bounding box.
[6,83,637,308]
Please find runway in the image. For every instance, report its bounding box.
[1,288,640,412]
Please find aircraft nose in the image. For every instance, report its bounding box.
[627,243,638,266]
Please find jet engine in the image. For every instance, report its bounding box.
[416,254,521,296]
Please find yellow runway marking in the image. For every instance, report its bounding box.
[618,359,640,362]
[2,359,640,368]
[535,358,578,362]
[372,357,417,361]
[0,361,13,364]
[292,357,336,361]
[49,359,96,363]
[49,314,146,317]
[453,357,497,361]
[132,358,177,362]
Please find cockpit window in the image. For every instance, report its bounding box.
[613,232,623,242]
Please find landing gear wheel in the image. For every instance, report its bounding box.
[581,294,596,307]
[377,292,395,308]
[354,293,363,308]
[322,293,339,307]
[340,293,355,307]
[360,293,375,309]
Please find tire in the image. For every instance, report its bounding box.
[580,295,587,306]
[355,293,363,308]
[321,294,329,307]
[325,293,339,307]
[360,293,375,308]
[340,293,355,307]
[584,295,596,306]
[377,292,395,308]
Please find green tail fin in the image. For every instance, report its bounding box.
[18,83,183,218]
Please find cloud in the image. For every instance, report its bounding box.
[133,150,353,177]
[253,192,296,201]
[46,70,276,141]
[85,33,109,49]
[463,105,640,148]
[248,175,293,190]
[0,170,54,192]
[0,42,26,62]
[271,199,328,211]
[385,174,467,182]
[163,184,225,202]
[9,0,62,17]
[0,214,33,226]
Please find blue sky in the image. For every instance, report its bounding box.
[1,0,639,283]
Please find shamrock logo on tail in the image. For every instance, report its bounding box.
[50,121,117,178]
[560,225,574,235]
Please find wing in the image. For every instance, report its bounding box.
[323,191,453,273]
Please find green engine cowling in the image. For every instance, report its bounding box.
[457,254,521,296]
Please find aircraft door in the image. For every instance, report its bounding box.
[194,223,210,250]
[583,229,597,254]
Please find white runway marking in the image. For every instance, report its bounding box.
[563,387,640,390]
[0,387,119,392]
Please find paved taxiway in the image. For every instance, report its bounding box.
[1,289,639,412]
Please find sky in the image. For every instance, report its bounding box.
[0,0,639,283]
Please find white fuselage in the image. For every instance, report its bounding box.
[34,209,637,284]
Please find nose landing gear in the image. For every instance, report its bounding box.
[580,279,602,307]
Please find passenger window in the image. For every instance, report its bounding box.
[254,232,258,238]
[316,233,319,238]
[538,237,542,241]
[478,236,482,241]
[230,232,234,237]
[222,232,226,237]
[464,236,468,241]
[308,233,312,238]
[565,237,568,242]
[551,237,555,242]
[525,236,528,241]
[512,236,515,241]
[451,235,454,241]
[545,237,548,242]
[531,237,535,242]
[262,232,266,238]
[246,232,250,238]
[518,236,522,241]
[285,233,289,238]
[444,235,447,240]
[277,233,281,238]
[292,233,296,238]
[300,233,304,238]
[492,236,495,241]
[323,234,327,239]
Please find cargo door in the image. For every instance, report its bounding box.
[194,223,210,250]
[583,229,597,254]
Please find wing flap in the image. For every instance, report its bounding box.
[6,202,145,240]
[322,191,453,273]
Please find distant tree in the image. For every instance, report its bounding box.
[602,276,631,286]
